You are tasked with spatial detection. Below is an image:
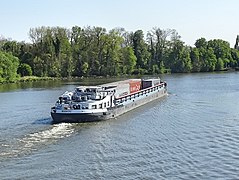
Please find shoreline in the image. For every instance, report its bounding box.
[1,68,238,85]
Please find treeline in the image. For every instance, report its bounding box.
[1,26,239,83]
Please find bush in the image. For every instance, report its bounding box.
[0,51,19,82]
[18,63,32,76]
[132,68,148,75]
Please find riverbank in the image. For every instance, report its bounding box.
[0,75,132,84]
[1,68,238,84]
[0,76,80,84]
[0,76,58,84]
[18,76,58,82]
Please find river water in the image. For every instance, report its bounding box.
[1,73,239,179]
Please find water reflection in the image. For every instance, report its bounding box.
[0,81,62,92]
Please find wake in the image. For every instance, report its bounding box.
[0,123,74,159]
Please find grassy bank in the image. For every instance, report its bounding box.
[0,76,89,84]
[18,76,58,82]
[0,76,60,84]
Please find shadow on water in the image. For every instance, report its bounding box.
[32,118,53,125]
[61,77,127,86]
[0,77,129,93]
[0,81,63,93]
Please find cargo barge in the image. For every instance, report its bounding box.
[51,78,167,123]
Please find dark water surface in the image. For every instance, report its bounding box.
[1,73,239,179]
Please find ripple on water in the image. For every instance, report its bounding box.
[2,73,239,179]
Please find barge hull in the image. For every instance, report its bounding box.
[51,112,109,123]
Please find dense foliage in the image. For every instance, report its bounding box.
[0,51,19,83]
[1,26,239,82]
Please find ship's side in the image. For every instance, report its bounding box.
[51,79,167,123]
[108,82,167,118]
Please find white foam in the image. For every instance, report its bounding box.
[20,123,74,148]
[0,123,75,158]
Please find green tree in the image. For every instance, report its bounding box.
[190,47,201,72]
[195,38,208,49]
[4,25,238,78]
[167,40,192,73]
[1,40,21,57]
[81,62,89,76]
[208,39,232,68]
[234,35,239,50]
[70,26,91,76]
[29,26,72,77]
[147,27,175,74]
[120,46,136,74]
[200,47,217,72]
[0,51,19,82]
[231,49,239,67]
[18,63,32,76]
[215,58,224,71]
[132,30,150,73]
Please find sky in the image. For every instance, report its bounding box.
[1,0,238,47]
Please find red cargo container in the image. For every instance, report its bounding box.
[129,80,141,93]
